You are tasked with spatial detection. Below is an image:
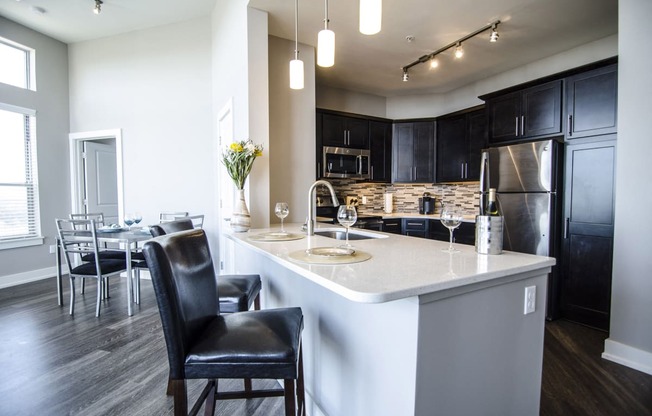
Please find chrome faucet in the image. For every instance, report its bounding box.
[307,180,339,235]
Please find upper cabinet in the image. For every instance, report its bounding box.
[486,80,563,144]
[565,64,617,139]
[369,120,392,183]
[436,108,487,182]
[392,121,435,183]
[320,112,369,149]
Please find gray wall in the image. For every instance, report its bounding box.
[603,0,652,375]
[0,17,70,287]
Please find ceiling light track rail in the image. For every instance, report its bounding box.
[402,20,500,79]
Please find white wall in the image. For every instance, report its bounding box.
[0,17,70,286]
[268,36,317,223]
[603,0,652,376]
[386,35,618,119]
[316,85,386,118]
[68,18,214,234]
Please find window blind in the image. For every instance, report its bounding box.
[0,107,41,243]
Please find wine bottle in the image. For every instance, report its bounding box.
[486,188,500,216]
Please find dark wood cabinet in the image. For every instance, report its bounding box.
[382,218,402,234]
[403,218,428,239]
[560,137,616,331]
[321,112,369,149]
[369,121,392,183]
[429,221,475,245]
[436,109,486,182]
[565,64,618,139]
[487,80,563,144]
[392,121,435,183]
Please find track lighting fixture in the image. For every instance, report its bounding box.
[400,20,501,81]
[490,24,499,42]
[289,0,304,89]
[454,42,464,59]
[359,0,382,35]
[318,0,335,67]
[93,0,102,15]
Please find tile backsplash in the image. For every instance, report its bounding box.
[318,179,480,216]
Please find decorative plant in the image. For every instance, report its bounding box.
[221,140,264,190]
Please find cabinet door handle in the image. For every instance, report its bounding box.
[413,166,417,180]
[407,222,423,227]
[520,116,525,136]
[465,162,468,178]
[370,165,374,179]
[347,130,351,146]
[564,218,570,239]
[515,117,519,137]
[461,163,464,178]
[343,130,347,145]
[567,115,573,137]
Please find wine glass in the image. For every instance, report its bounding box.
[440,206,463,253]
[274,202,289,234]
[133,212,142,227]
[124,213,135,230]
[337,205,358,248]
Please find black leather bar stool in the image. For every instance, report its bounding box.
[143,229,305,416]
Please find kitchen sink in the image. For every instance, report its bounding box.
[314,229,387,240]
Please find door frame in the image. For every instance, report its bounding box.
[68,129,124,222]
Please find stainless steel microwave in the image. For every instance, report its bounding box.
[322,146,370,179]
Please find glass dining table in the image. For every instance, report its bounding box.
[55,228,152,316]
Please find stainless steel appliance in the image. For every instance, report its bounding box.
[480,139,563,318]
[316,206,383,231]
[322,146,370,179]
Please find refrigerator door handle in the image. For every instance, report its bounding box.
[479,151,489,215]
[564,217,570,239]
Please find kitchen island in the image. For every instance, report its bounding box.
[226,224,555,416]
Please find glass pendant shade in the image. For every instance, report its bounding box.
[318,29,335,67]
[359,0,382,35]
[290,59,304,90]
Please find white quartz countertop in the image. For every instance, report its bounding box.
[226,223,555,304]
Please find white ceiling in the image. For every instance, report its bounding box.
[0,0,618,97]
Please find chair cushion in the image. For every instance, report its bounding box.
[80,250,127,262]
[218,274,262,313]
[71,259,126,276]
[131,251,146,261]
[185,307,303,380]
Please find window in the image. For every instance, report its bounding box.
[0,104,42,249]
[0,38,34,90]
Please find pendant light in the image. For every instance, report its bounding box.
[359,0,382,35]
[289,0,304,89]
[317,0,335,67]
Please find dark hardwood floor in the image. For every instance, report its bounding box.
[0,277,650,415]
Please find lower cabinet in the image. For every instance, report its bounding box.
[403,219,428,239]
[429,221,475,245]
[382,218,402,234]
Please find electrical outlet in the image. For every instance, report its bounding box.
[524,286,536,315]
[49,245,57,254]
[362,196,367,205]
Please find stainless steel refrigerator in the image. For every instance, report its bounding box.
[480,139,563,319]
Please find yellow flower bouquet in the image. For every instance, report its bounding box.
[222,140,264,190]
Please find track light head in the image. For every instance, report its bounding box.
[402,68,409,82]
[93,0,102,14]
[490,24,499,42]
[454,43,464,59]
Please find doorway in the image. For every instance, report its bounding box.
[68,129,124,224]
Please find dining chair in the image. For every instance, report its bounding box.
[143,229,305,416]
[159,211,189,223]
[175,214,204,229]
[68,212,127,297]
[56,218,128,317]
